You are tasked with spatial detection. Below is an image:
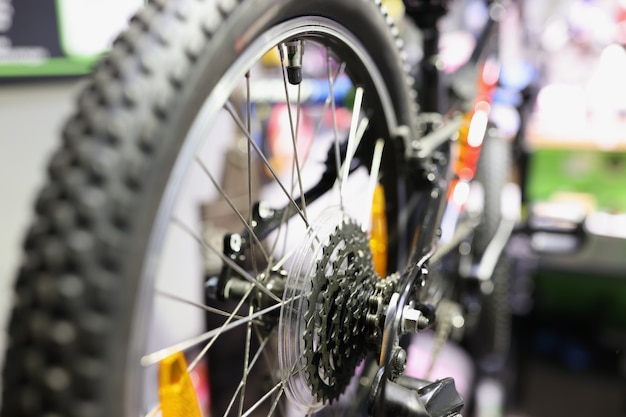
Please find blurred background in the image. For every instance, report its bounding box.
[1,0,625,416]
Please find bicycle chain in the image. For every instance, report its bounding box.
[365,273,400,347]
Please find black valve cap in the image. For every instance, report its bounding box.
[287,67,302,85]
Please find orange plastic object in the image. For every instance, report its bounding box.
[370,184,388,277]
[158,352,203,417]
[449,59,500,201]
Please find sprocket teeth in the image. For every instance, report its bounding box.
[301,219,379,403]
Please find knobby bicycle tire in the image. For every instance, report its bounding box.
[470,125,512,361]
[1,0,421,416]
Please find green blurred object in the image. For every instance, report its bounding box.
[527,148,626,212]
[535,268,626,329]
[343,86,356,110]
[0,57,94,77]
[527,147,626,330]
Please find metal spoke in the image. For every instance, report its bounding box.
[222,332,272,417]
[141,294,301,367]
[187,284,253,372]
[241,381,285,417]
[326,46,343,211]
[172,216,280,304]
[245,70,262,279]
[238,305,255,417]
[251,325,288,417]
[340,86,365,199]
[272,241,300,271]
[311,62,346,144]
[364,139,385,230]
[242,70,255,417]
[144,405,160,417]
[278,43,308,221]
[194,155,270,263]
[267,203,294,268]
[155,289,248,321]
[263,388,286,417]
[224,100,309,229]
[236,359,308,417]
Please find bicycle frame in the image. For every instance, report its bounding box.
[405,0,507,269]
[370,1,511,415]
[390,0,504,285]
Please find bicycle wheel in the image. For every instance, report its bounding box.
[469,124,512,362]
[1,0,418,416]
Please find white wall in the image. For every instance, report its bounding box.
[0,79,84,370]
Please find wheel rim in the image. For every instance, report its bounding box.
[127,16,406,417]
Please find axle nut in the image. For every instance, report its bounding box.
[401,306,422,334]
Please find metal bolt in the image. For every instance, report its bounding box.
[229,233,242,252]
[205,276,219,300]
[257,201,273,219]
[402,306,424,334]
[391,347,407,377]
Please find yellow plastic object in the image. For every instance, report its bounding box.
[262,48,281,67]
[158,352,203,417]
[369,184,388,277]
[382,0,405,21]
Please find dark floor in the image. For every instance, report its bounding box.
[512,357,625,417]
[506,314,626,417]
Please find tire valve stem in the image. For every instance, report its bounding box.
[282,39,303,85]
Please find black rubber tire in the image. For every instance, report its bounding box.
[470,125,512,361]
[1,0,417,416]
[473,125,510,256]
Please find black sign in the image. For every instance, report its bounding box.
[0,0,142,79]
